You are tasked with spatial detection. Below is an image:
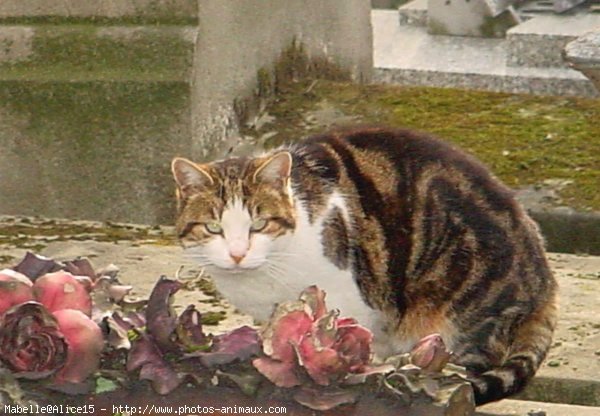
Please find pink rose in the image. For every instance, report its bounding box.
[33,270,92,316]
[253,286,374,387]
[0,269,34,315]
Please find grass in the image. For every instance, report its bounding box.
[243,79,600,211]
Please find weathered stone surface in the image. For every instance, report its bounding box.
[507,14,600,68]
[191,0,373,161]
[427,0,520,37]
[1,218,599,411]
[0,1,372,223]
[477,399,600,416]
[0,0,197,21]
[564,30,600,91]
[374,10,598,97]
[399,0,428,26]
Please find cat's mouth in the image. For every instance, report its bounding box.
[210,262,265,274]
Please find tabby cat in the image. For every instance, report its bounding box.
[171,127,558,405]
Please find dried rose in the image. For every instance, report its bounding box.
[52,309,104,384]
[33,271,92,316]
[253,286,374,387]
[0,302,68,379]
[409,333,452,372]
[332,319,372,373]
[0,269,34,315]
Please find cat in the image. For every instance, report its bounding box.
[171,126,558,405]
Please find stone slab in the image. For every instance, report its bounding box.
[506,14,600,68]
[477,399,600,416]
[399,0,428,26]
[1,218,599,407]
[0,81,193,224]
[0,25,196,79]
[565,30,600,90]
[373,10,598,96]
[427,0,519,37]
[0,0,197,21]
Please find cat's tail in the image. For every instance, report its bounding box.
[468,295,558,405]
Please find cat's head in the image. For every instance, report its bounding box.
[171,152,296,271]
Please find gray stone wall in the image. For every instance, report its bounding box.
[190,0,373,161]
[0,0,197,20]
[0,0,373,224]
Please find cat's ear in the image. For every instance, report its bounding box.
[171,157,214,198]
[252,152,292,186]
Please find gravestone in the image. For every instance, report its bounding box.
[564,30,600,91]
[427,0,520,37]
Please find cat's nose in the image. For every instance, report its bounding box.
[230,254,245,264]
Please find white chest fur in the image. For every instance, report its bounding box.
[204,193,378,328]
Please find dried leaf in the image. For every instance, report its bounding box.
[127,333,182,395]
[176,305,208,351]
[13,252,62,280]
[252,357,301,388]
[63,258,97,281]
[145,277,183,352]
[192,326,260,367]
[294,386,358,411]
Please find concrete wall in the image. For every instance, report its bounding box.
[0,0,373,224]
[0,0,197,20]
[190,0,373,161]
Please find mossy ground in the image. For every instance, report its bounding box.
[243,80,600,212]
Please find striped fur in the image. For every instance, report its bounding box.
[172,127,557,405]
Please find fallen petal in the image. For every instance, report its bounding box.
[252,357,301,388]
[33,271,92,316]
[51,309,104,384]
[63,258,97,281]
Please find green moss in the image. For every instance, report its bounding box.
[0,255,15,264]
[0,16,197,26]
[201,311,227,326]
[194,278,219,298]
[0,221,176,249]
[243,80,600,212]
[479,11,518,38]
[240,41,351,124]
[427,19,450,36]
[0,24,194,81]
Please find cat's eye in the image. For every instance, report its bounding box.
[204,222,223,234]
[250,218,268,232]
